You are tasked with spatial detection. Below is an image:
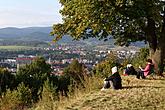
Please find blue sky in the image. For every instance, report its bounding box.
[0,0,62,28]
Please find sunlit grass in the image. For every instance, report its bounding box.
[55,75,165,110]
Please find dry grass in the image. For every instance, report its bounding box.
[55,75,165,110]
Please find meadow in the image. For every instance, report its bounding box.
[48,75,165,110]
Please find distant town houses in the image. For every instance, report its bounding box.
[16,55,36,71]
[0,45,140,75]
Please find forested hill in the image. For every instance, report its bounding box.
[0,27,145,47]
[0,27,52,42]
[0,27,110,44]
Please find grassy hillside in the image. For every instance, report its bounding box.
[54,76,165,110]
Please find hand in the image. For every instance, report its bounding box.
[139,66,142,69]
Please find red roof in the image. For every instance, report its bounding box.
[16,57,36,61]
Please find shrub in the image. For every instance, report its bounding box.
[0,89,20,110]
[131,48,149,68]
[16,57,52,101]
[0,82,32,110]
[16,82,32,106]
[35,80,58,110]
[62,59,87,93]
[0,68,16,95]
[93,52,121,78]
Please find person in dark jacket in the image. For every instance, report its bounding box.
[101,66,122,91]
[124,64,137,75]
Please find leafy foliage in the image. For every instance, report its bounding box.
[93,52,121,78]
[35,80,58,110]
[0,83,32,110]
[51,0,164,46]
[63,59,86,84]
[131,48,149,68]
[0,89,21,110]
[16,82,32,105]
[0,68,16,95]
[16,57,52,101]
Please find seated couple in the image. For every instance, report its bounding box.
[101,66,122,91]
[124,59,154,79]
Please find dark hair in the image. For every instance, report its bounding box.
[147,59,152,63]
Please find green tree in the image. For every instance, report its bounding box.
[36,79,58,110]
[63,59,85,83]
[0,83,32,110]
[16,82,32,106]
[51,0,165,74]
[60,59,86,94]
[93,52,121,78]
[131,48,150,68]
[0,68,16,94]
[16,57,51,101]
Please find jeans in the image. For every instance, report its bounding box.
[103,80,115,89]
[136,70,145,79]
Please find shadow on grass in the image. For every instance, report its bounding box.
[122,85,165,89]
[146,78,165,80]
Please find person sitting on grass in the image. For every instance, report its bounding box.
[137,59,154,79]
[101,66,122,91]
[124,64,137,76]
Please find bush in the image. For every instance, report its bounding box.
[93,52,121,78]
[16,57,52,101]
[0,89,20,110]
[0,68,16,95]
[62,59,87,92]
[131,48,149,68]
[0,83,32,110]
[16,82,32,106]
[35,80,58,110]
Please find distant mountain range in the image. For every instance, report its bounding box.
[0,27,115,45]
[0,27,145,47]
[0,27,53,42]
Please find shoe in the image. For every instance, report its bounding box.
[101,88,106,91]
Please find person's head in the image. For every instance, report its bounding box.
[111,66,117,74]
[147,59,152,64]
[127,64,132,68]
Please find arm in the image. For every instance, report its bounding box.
[142,64,150,72]
[105,74,115,81]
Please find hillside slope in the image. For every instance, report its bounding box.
[57,76,165,110]
[0,27,53,42]
[0,27,146,47]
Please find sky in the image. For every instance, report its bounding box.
[0,0,62,28]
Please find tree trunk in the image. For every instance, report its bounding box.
[146,18,157,57]
[152,49,164,75]
[146,17,165,75]
[155,12,165,75]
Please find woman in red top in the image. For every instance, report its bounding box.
[137,59,154,79]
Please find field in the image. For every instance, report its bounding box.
[55,76,165,110]
[0,46,33,50]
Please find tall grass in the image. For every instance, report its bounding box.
[56,75,165,110]
[33,74,165,110]
[33,80,58,110]
[33,75,103,110]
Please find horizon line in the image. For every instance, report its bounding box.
[0,26,53,29]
